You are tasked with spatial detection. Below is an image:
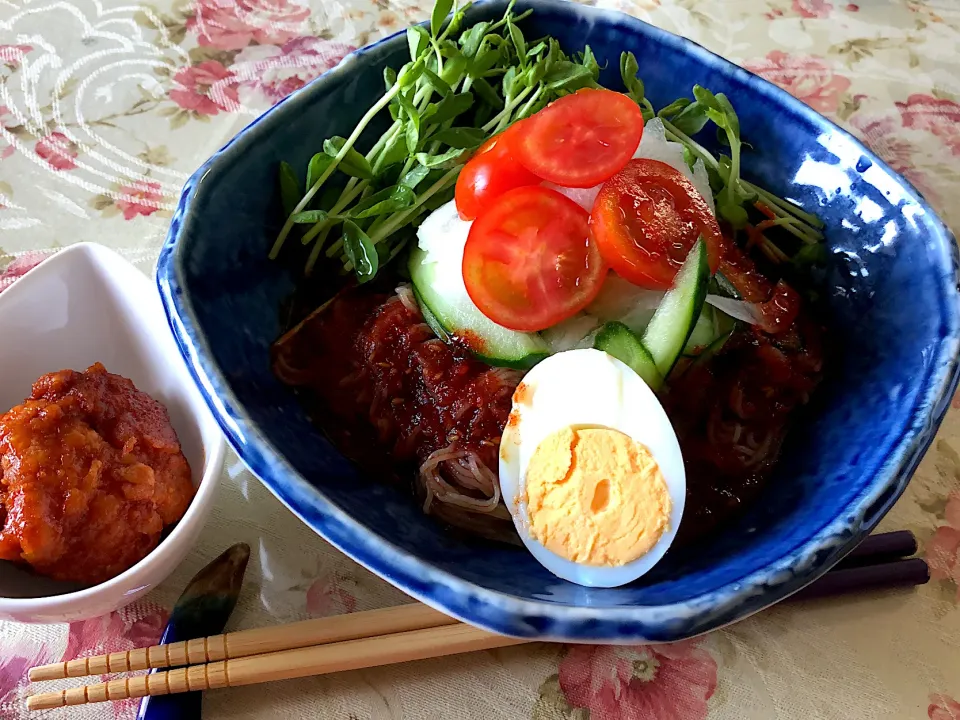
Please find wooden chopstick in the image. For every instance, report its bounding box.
[29,602,456,682]
[26,621,526,711]
[25,530,927,712]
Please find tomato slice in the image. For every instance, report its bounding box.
[590,159,723,289]
[462,186,607,332]
[513,89,644,188]
[455,121,540,221]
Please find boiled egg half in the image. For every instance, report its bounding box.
[499,348,685,587]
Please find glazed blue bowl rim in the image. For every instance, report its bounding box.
[157,0,960,641]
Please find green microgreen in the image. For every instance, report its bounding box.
[271,0,825,282]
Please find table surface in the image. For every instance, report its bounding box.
[2,0,960,717]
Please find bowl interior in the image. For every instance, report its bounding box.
[162,0,959,638]
[0,244,221,599]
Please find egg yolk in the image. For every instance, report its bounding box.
[523,425,671,567]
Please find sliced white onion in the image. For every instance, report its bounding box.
[705,295,763,326]
[540,313,602,353]
[588,274,664,325]
[542,182,601,212]
[635,118,715,215]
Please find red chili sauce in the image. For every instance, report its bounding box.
[275,243,822,546]
[0,363,194,584]
[272,288,518,540]
[664,315,823,543]
[664,243,823,543]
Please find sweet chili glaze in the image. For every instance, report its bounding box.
[272,286,520,540]
[0,363,194,584]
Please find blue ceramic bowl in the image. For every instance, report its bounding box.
[157,0,960,642]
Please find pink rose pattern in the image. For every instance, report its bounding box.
[169,59,239,115]
[556,641,718,720]
[34,131,79,170]
[0,643,51,714]
[896,94,960,156]
[231,37,355,105]
[0,601,165,717]
[305,572,357,618]
[0,44,31,69]
[849,112,939,204]
[115,179,164,219]
[62,602,168,719]
[0,250,53,292]
[167,0,351,117]
[187,0,309,50]
[792,0,833,18]
[2,4,960,718]
[930,694,960,720]
[926,490,960,600]
[744,46,955,211]
[745,50,851,113]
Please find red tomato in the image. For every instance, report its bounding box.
[455,121,540,221]
[590,159,723,289]
[513,89,644,188]
[462,186,607,332]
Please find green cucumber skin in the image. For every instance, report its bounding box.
[473,349,549,370]
[642,239,710,378]
[697,328,734,364]
[408,248,548,370]
[682,306,716,356]
[594,321,664,390]
[412,285,451,343]
[711,271,742,299]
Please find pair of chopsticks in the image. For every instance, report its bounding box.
[25,531,927,711]
[27,604,509,710]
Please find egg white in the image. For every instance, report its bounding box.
[499,348,686,587]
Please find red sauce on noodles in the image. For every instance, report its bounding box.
[274,245,824,546]
[272,287,519,539]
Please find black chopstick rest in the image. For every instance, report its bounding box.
[791,557,929,602]
[839,530,918,569]
[136,543,250,720]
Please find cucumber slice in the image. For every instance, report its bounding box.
[713,305,738,338]
[594,321,664,390]
[696,327,734,364]
[683,306,716,356]
[409,247,548,369]
[642,238,710,377]
[412,285,450,343]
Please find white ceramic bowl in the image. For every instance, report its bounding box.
[0,243,225,623]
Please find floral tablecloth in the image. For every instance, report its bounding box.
[2,0,960,717]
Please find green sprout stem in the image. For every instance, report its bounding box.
[334,167,460,268]
[482,83,535,133]
[661,118,823,245]
[745,181,825,229]
[275,2,828,285]
[270,83,403,259]
[516,84,545,120]
[300,178,367,254]
[372,168,459,242]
